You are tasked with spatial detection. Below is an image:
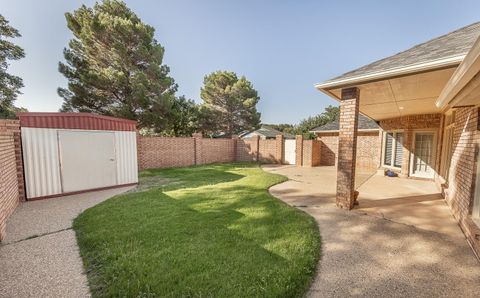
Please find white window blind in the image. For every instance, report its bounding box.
[384,132,403,168]
[394,133,403,167]
[384,133,393,166]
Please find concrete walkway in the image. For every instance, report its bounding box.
[263,165,480,298]
[0,186,134,298]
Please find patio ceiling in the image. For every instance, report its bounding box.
[323,67,456,120]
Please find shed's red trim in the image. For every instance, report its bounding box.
[17,112,137,131]
[26,182,138,201]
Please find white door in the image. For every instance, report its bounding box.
[410,132,436,179]
[58,130,117,193]
[283,139,296,165]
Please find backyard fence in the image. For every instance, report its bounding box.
[137,133,321,170]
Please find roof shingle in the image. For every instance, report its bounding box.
[311,114,379,132]
[321,22,480,85]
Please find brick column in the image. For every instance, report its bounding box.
[336,87,360,209]
[251,135,260,161]
[231,135,239,162]
[193,133,203,165]
[275,134,284,164]
[12,123,25,201]
[295,135,303,166]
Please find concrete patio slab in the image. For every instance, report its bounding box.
[356,175,462,237]
[263,165,480,298]
[0,186,134,298]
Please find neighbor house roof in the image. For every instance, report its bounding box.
[240,126,295,139]
[310,114,379,133]
[316,22,480,90]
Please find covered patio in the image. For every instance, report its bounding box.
[314,22,480,257]
[264,165,462,237]
[263,164,480,297]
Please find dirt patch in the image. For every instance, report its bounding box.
[128,176,180,193]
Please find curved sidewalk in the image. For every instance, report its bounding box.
[0,186,134,298]
[263,165,480,298]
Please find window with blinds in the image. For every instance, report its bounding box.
[394,133,403,167]
[384,133,393,166]
[383,132,403,168]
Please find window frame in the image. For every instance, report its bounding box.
[381,130,404,169]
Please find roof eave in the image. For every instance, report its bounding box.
[436,37,480,109]
[315,55,465,94]
[310,128,379,133]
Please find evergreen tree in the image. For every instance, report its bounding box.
[200,71,260,136]
[58,0,176,131]
[168,96,200,137]
[295,105,340,139]
[0,14,25,119]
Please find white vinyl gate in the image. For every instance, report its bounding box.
[283,139,296,165]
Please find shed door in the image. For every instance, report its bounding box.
[58,131,117,193]
[284,139,296,165]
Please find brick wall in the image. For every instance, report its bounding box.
[236,138,257,161]
[444,107,480,256]
[137,136,196,170]
[356,132,381,171]
[236,136,284,163]
[258,139,278,163]
[302,140,321,167]
[316,131,380,171]
[378,113,441,175]
[0,120,23,241]
[317,133,337,166]
[138,134,286,170]
[378,114,441,130]
[198,138,235,164]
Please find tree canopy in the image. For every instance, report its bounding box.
[200,71,261,136]
[58,0,177,131]
[0,14,25,119]
[265,105,339,139]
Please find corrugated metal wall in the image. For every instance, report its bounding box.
[21,128,138,199]
[22,128,62,198]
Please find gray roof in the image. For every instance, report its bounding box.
[243,126,295,139]
[311,114,379,132]
[322,22,480,85]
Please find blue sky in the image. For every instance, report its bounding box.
[2,0,480,124]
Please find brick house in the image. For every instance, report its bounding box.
[239,126,295,140]
[311,114,380,170]
[316,22,480,257]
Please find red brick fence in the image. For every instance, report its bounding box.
[0,120,24,241]
[138,133,321,170]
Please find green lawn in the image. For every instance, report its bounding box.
[74,163,321,297]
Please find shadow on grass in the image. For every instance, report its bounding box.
[137,163,247,192]
[74,163,320,298]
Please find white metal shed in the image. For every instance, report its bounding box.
[18,113,138,200]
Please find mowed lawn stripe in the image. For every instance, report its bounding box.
[74,163,321,297]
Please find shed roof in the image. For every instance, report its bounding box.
[311,114,379,132]
[17,112,137,131]
[316,22,480,89]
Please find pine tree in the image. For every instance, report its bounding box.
[200,71,260,136]
[0,14,25,119]
[58,0,176,131]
